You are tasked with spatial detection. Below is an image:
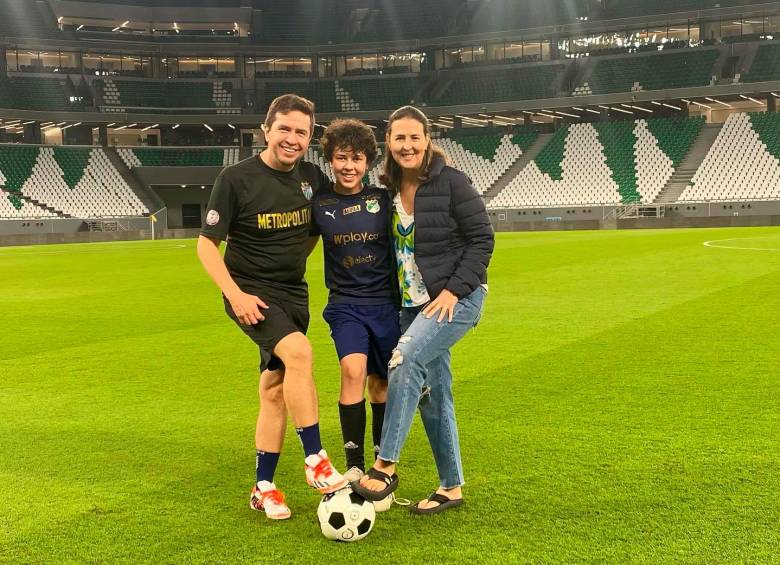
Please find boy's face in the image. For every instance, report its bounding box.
[330,147,367,193]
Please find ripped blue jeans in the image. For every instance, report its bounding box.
[378,286,486,488]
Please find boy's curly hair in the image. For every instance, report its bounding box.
[320,119,378,163]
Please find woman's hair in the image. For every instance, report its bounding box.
[319,118,378,163]
[380,105,448,190]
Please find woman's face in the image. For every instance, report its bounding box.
[387,117,429,173]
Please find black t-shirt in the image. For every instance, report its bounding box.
[200,154,330,304]
[311,184,395,305]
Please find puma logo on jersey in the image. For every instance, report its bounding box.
[325,210,336,220]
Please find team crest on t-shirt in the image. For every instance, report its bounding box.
[365,199,380,214]
[206,209,220,225]
[300,181,313,200]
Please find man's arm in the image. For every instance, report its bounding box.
[196,235,267,325]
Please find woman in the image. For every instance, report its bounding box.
[352,106,494,514]
[310,119,400,501]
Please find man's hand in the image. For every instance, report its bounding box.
[422,289,458,323]
[226,290,269,325]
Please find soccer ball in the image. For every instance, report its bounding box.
[317,488,376,542]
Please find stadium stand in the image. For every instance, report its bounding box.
[741,43,780,83]
[118,147,240,168]
[0,187,58,218]
[97,79,236,112]
[0,0,57,39]
[263,81,340,113]
[437,131,534,194]
[489,115,704,208]
[0,75,76,111]
[574,50,719,95]
[354,0,459,41]
[252,0,337,44]
[681,112,780,201]
[0,145,148,217]
[435,64,565,105]
[335,77,418,112]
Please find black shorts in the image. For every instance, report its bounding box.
[224,295,309,373]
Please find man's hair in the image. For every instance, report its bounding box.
[264,93,315,134]
[320,119,378,163]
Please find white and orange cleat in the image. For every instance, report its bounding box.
[250,481,291,520]
[304,449,348,494]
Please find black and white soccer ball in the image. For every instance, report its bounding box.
[317,487,376,542]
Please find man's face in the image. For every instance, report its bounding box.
[263,110,312,171]
[330,147,367,193]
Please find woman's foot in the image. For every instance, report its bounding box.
[411,487,463,514]
[351,460,399,501]
[358,461,396,492]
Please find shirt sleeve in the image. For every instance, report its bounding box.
[309,194,321,236]
[200,169,238,241]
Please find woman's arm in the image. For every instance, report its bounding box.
[444,171,495,298]
[422,171,494,322]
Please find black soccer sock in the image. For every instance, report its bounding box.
[255,450,280,484]
[338,400,366,471]
[296,423,323,457]
[370,402,386,460]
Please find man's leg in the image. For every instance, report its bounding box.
[255,368,286,482]
[251,367,292,519]
[274,332,317,428]
[274,331,347,493]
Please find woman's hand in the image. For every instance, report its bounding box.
[422,289,458,323]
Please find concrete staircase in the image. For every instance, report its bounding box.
[484,133,552,204]
[654,123,722,204]
[103,148,165,213]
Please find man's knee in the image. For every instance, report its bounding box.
[274,333,313,371]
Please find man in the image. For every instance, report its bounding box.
[310,119,399,496]
[197,94,346,521]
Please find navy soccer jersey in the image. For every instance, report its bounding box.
[312,184,395,305]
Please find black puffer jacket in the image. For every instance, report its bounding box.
[411,156,495,300]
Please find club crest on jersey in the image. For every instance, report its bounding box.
[365,199,380,214]
[206,209,220,225]
[300,181,313,200]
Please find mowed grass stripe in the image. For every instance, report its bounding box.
[1,227,779,562]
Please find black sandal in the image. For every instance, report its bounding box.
[350,467,399,501]
[409,492,464,515]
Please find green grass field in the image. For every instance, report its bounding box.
[2,227,780,563]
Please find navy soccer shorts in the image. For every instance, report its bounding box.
[322,303,400,379]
